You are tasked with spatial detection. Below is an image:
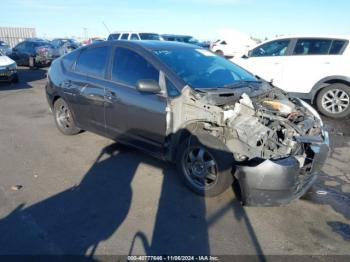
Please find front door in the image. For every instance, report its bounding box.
[105,47,167,151]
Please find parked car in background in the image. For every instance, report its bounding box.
[210,38,256,57]
[0,49,18,83]
[0,41,12,56]
[162,34,209,48]
[107,32,163,41]
[10,40,54,69]
[233,35,350,118]
[83,38,105,46]
[51,38,81,57]
[45,41,329,205]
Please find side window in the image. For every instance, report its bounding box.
[130,34,139,40]
[108,34,120,40]
[121,34,129,40]
[293,39,332,55]
[251,40,290,57]
[75,46,110,78]
[329,40,347,55]
[111,47,159,87]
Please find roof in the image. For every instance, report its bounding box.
[93,40,198,50]
[162,34,192,38]
[270,34,350,41]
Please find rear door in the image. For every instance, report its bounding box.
[68,45,111,133]
[105,47,167,151]
[235,39,291,87]
[281,38,348,93]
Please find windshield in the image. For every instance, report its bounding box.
[139,33,162,40]
[184,37,199,44]
[154,48,257,89]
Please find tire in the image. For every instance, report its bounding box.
[11,73,19,83]
[176,133,234,197]
[215,50,224,56]
[316,83,350,119]
[53,98,81,135]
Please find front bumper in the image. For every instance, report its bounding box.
[237,131,330,206]
[0,68,17,82]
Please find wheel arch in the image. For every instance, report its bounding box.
[310,75,350,104]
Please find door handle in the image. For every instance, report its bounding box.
[105,90,118,102]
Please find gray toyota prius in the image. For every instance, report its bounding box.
[46,40,329,206]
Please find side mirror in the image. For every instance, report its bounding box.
[136,79,161,94]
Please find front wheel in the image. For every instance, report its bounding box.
[316,83,350,118]
[53,98,81,135]
[176,133,234,197]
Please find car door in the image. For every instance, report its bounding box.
[105,46,167,152]
[281,38,347,94]
[234,39,291,87]
[67,45,111,134]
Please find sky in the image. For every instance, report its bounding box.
[1,0,350,40]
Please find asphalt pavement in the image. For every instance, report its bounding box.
[0,68,349,258]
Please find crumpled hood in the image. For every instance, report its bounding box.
[0,55,15,67]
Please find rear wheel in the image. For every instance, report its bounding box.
[176,133,234,197]
[316,83,350,118]
[53,98,80,135]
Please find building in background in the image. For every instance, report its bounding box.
[0,27,36,47]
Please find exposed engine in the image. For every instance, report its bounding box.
[221,89,323,160]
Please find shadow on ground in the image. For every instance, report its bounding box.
[0,140,265,259]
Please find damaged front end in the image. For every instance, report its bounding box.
[170,84,329,206]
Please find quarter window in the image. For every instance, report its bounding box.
[111,48,159,86]
[251,40,290,57]
[75,47,110,77]
[293,39,332,55]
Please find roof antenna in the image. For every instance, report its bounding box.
[102,21,111,34]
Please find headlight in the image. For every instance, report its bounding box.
[7,63,17,71]
[296,98,324,127]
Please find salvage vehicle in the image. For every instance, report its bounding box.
[10,40,54,69]
[51,38,81,57]
[0,50,18,83]
[46,41,329,206]
[233,35,350,118]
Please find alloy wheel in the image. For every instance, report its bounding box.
[321,89,350,114]
[182,146,219,190]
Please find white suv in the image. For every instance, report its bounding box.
[107,32,163,41]
[211,38,256,57]
[233,35,350,118]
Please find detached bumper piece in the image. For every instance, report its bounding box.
[237,132,330,206]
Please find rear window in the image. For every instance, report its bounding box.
[139,33,162,40]
[62,51,78,70]
[75,47,110,78]
[293,39,332,55]
[329,40,347,55]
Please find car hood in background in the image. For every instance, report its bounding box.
[0,55,15,67]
